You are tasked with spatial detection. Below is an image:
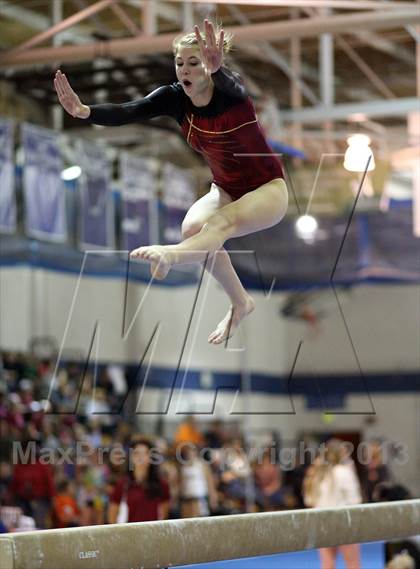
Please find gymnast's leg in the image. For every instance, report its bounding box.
[180,185,255,344]
[131,178,288,279]
[205,250,255,344]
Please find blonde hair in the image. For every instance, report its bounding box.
[172,22,234,57]
[302,439,346,507]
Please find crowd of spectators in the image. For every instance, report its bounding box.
[0,351,414,539]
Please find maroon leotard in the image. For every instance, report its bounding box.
[88,68,284,201]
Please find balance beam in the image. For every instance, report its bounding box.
[1,499,419,569]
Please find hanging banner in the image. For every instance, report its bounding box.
[0,119,16,234]
[21,123,67,241]
[161,163,195,244]
[77,139,114,249]
[120,153,156,251]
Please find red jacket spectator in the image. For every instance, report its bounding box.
[10,461,55,501]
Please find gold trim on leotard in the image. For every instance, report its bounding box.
[187,113,194,145]
[186,114,258,136]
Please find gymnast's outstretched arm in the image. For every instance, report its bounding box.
[54,69,182,125]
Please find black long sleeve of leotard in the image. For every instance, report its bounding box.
[86,67,247,127]
[211,67,248,100]
[87,85,183,126]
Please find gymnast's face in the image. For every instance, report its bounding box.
[175,47,211,99]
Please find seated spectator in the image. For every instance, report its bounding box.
[363,440,390,502]
[2,352,25,390]
[12,515,37,532]
[0,462,12,503]
[17,379,34,408]
[0,384,7,420]
[204,420,225,450]
[254,448,293,511]
[85,388,113,429]
[6,394,25,433]
[9,440,55,529]
[0,504,22,532]
[220,437,252,511]
[78,494,105,527]
[76,445,109,527]
[40,418,60,452]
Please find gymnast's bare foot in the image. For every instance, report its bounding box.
[208,295,255,345]
[130,245,174,280]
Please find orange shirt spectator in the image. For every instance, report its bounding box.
[52,481,80,528]
[174,416,204,447]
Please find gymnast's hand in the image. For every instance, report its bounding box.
[194,19,224,75]
[54,70,90,119]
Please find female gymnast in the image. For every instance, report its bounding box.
[54,20,288,345]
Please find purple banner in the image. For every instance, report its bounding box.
[161,163,195,245]
[21,123,66,241]
[120,153,156,251]
[0,119,16,233]
[161,206,187,244]
[77,140,114,249]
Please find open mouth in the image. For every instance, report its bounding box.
[183,80,192,88]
